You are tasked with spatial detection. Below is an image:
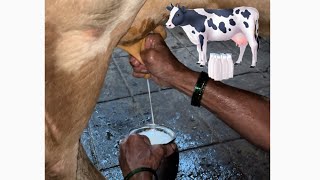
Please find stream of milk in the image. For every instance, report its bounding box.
[143,79,174,145]
[147,79,155,125]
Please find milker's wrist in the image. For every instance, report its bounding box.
[171,69,199,96]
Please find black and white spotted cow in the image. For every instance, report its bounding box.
[166,4,260,67]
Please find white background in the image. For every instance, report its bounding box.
[0,0,319,179]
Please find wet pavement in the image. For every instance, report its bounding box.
[80,27,270,179]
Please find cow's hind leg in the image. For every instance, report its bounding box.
[45,30,113,179]
[235,43,248,65]
[240,26,258,68]
[247,37,258,68]
[45,0,146,179]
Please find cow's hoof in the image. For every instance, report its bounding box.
[196,62,200,64]
[200,65,204,68]
[250,66,255,68]
[235,63,240,66]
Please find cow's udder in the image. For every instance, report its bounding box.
[231,33,248,47]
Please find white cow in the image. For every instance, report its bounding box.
[166,4,260,67]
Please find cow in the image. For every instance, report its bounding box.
[45,0,269,179]
[165,4,260,68]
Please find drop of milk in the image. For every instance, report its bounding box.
[139,129,173,145]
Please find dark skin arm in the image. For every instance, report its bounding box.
[130,33,270,151]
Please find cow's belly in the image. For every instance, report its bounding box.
[206,28,241,41]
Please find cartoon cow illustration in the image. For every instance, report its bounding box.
[166,4,259,67]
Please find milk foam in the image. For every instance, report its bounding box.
[139,129,173,145]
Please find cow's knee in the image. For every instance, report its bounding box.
[250,40,258,50]
[253,43,258,50]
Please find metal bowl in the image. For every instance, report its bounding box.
[129,124,176,145]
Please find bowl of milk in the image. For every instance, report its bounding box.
[129,124,176,145]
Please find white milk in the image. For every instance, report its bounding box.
[139,129,173,145]
[146,79,155,125]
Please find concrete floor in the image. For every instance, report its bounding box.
[80,27,270,179]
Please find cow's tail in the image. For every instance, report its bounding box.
[255,12,260,50]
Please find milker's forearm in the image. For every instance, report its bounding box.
[201,80,270,150]
[171,70,199,97]
[171,70,270,151]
